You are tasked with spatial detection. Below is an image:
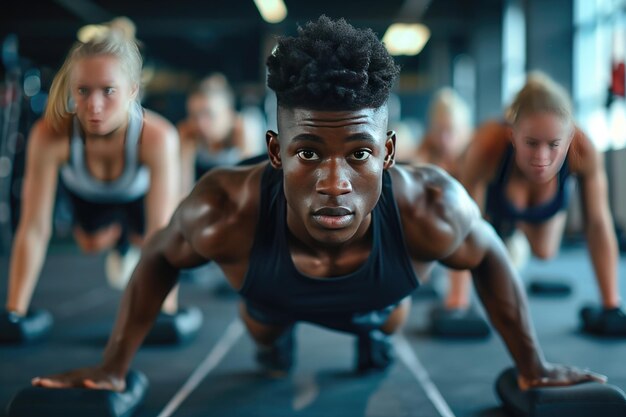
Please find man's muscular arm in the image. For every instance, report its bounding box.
[425,169,606,389]
[32,176,227,391]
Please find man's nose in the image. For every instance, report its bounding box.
[315,159,353,196]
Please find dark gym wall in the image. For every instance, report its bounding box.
[471,2,505,123]
[526,0,574,92]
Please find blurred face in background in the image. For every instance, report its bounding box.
[186,91,235,145]
[511,111,574,184]
[427,108,469,157]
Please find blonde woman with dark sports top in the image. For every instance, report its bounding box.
[442,72,626,336]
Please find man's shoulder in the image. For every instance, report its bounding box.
[389,163,459,197]
[390,163,473,216]
[174,163,267,260]
[184,163,266,215]
[388,164,480,260]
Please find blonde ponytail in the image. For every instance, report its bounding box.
[506,71,573,126]
[45,45,79,131]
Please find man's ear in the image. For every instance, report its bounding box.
[266,130,282,169]
[384,130,396,169]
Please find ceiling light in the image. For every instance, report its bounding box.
[253,0,287,24]
[382,23,430,56]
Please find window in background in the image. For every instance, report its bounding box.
[574,0,626,151]
[453,54,477,124]
[502,0,526,106]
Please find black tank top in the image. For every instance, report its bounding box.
[239,165,419,318]
[485,143,573,237]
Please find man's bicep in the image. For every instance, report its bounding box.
[439,219,494,270]
[155,203,212,270]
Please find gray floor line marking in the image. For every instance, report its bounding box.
[156,318,245,417]
[292,372,320,411]
[54,287,115,319]
[395,334,457,417]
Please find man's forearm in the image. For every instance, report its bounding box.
[101,249,179,377]
[471,227,546,380]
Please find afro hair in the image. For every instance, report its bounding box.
[267,16,400,111]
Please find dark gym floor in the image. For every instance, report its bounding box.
[1,245,625,417]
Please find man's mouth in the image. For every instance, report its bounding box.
[313,207,352,216]
[311,207,354,229]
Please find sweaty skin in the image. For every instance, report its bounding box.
[32,107,606,392]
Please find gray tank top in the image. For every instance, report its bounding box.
[195,146,241,170]
[60,101,150,203]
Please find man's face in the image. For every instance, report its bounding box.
[267,106,395,247]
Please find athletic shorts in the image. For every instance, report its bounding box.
[245,300,398,336]
[64,187,145,236]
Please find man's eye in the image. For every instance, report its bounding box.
[297,150,319,160]
[351,150,371,161]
